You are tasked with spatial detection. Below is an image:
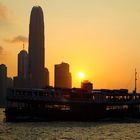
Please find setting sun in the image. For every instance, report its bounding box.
[78,72,85,79]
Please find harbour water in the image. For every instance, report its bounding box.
[1,109,140,140]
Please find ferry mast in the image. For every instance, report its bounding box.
[134,68,137,94]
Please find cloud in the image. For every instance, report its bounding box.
[5,35,28,43]
[0,2,7,21]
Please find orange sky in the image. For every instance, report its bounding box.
[0,0,140,92]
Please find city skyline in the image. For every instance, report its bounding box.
[1,0,140,91]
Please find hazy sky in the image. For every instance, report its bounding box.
[1,0,140,91]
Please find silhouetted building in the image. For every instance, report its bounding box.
[55,62,72,88]
[18,49,28,79]
[0,64,7,106]
[44,68,49,87]
[14,49,28,88]
[81,80,93,92]
[7,77,13,88]
[28,6,46,88]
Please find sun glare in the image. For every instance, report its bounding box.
[78,72,85,79]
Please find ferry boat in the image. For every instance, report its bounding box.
[5,87,140,121]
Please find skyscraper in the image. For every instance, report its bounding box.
[14,48,28,88]
[28,6,46,88]
[18,49,28,79]
[0,64,7,106]
[44,68,49,87]
[54,62,72,88]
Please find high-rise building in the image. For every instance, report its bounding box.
[0,64,7,106]
[18,49,28,79]
[28,6,46,88]
[14,48,28,88]
[44,68,49,87]
[54,62,72,88]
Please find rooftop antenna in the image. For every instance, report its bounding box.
[23,43,25,50]
[35,0,39,6]
[134,68,137,94]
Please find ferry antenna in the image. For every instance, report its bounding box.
[134,68,137,94]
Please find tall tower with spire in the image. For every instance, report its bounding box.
[18,44,28,80]
[13,44,28,88]
[28,6,46,88]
